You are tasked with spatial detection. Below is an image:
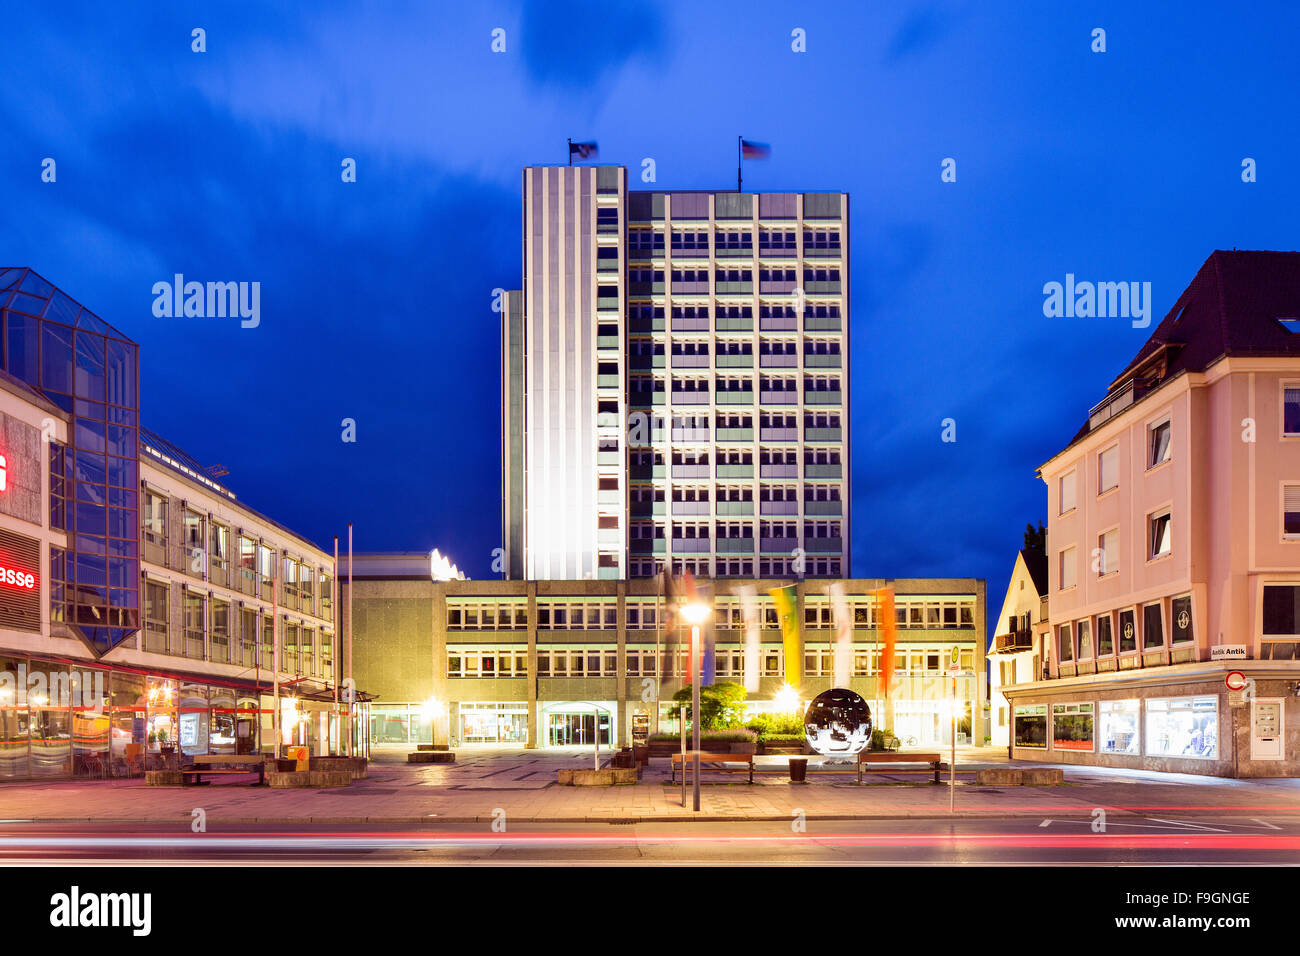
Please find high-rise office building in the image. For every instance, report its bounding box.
[502,165,850,581]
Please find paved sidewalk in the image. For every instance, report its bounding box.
[0,748,1297,824]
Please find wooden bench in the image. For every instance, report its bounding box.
[670,751,754,784]
[857,751,945,784]
[182,754,266,786]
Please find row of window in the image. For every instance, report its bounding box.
[446,644,973,679]
[141,489,334,618]
[1058,510,1173,587]
[629,339,843,356]
[631,484,843,504]
[629,306,842,325]
[447,598,976,631]
[1014,697,1218,760]
[627,228,841,246]
[140,580,334,678]
[1055,594,1194,662]
[625,557,845,578]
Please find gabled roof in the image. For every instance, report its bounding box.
[1020,547,1048,598]
[1055,250,1300,457]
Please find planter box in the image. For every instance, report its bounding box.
[266,770,352,788]
[975,768,1065,787]
[759,741,805,755]
[145,770,182,786]
[408,751,455,764]
[309,756,369,779]
[557,768,637,787]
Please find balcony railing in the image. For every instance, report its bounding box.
[994,630,1034,654]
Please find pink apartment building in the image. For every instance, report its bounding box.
[1004,250,1300,776]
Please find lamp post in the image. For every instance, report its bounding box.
[680,600,712,812]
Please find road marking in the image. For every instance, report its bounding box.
[1253,817,1281,830]
[1144,817,1229,833]
[1039,819,1052,827]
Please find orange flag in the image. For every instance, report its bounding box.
[876,586,897,697]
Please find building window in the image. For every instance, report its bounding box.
[1171,595,1193,644]
[1261,585,1300,659]
[1118,608,1137,653]
[143,491,166,546]
[1285,485,1300,538]
[210,524,228,571]
[1058,470,1076,514]
[1098,699,1140,754]
[1052,702,1094,751]
[1098,445,1118,493]
[1149,419,1172,468]
[1013,705,1047,748]
[1057,623,1073,662]
[1059,546,1076,590]
[1285,386,1300,436]
[1145,696,1217,759]
[1098,529,1118,576]
[1149,510,1172,559]
[144,580,169,654]
[1075,619,1092,659]
[1096,613,1114,656]
[1142,602,1164,649]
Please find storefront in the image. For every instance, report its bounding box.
[1004,664,1300,777]
[0,654,360,778]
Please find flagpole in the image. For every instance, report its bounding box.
[568,138,572,167]
[737,135,742,191]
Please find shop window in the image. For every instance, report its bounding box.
[1098,699,1140,754]
[1013,705,1047,748]
[1145,696,1217,759]
[1052,703,1094,751]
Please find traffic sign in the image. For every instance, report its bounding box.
[1225,671,1248,691]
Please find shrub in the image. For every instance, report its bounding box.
[758,733,804,743]
[649,730,756,744]
[870,728,900,751]
[745,713,804,737]
[669,682,749,730]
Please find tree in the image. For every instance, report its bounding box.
[668,682,748,730]
[1023,520,1046,553]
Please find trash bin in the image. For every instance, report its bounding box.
[789,757,808,783]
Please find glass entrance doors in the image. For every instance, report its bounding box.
[546,712,610,747]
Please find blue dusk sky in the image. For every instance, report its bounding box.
[1,1,1298,617]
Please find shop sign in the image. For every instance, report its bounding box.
[1211,645,1247,661]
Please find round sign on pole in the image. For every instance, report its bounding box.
[1225,670,1247,691]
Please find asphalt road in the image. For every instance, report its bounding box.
[2,814,1299,865]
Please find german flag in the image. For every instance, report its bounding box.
[740,139,771,159]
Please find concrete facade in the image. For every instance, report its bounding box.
[346,574,986,750]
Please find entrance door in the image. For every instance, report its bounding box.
[546,712,611,746]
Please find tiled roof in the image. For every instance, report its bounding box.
[1065,250,1300,451]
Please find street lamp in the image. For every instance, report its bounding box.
[681,599,711,811]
